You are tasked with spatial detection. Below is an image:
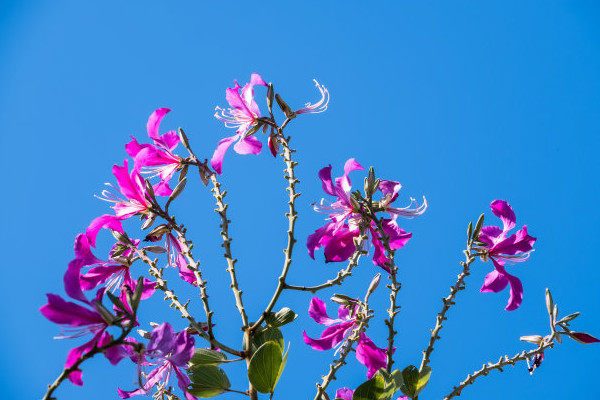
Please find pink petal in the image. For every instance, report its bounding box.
[323,228,358,263]
[233,135,262,155]
[64,259,88,303]
[303,320,355,351]
[490,200,516,232]
[335,388,354,400]
[355,333,390,378]
[337,158,363,193]
[86,215,124,247]
[570,332,600,344]
[480,269,509,293]
[308,298,340,326]
[210,135,238,174]
[147,108,171,141]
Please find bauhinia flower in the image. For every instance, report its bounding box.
[118,322,196,400]
[98,159,153,219]
[211,73,267,174]
[475,200,537,311]
[39,259,130,385]
[126,108,183,196]
[74,233,156,299]
[307,159,426,271]
[303,298,391,378]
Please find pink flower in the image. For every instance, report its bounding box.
[98,159,152,219]
[39,259,130,385]
[74,233,156,299]
[126,108,183,196]
[211,73,267,174]
[303,298,391,378]
[145,231,197,285]
[476,200,536,311]
[307,159,426,271]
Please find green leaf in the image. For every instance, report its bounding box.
[248,341,284,394]
[373,368,403,400]
[190,349,227,366]
[352,375,387,400]
[399,365,431,399]
[264,307,297,329]
[416,366,431,396]
[187,365,231,398]
[246,326,284,353]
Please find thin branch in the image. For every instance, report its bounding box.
[250,132,298,332]
[419,248,475,371]
[210,173,249,329]
[284,236,367,292]
[43,323,135,400]
[442,342,553,400]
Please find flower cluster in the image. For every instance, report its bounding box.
[307,159,426,271]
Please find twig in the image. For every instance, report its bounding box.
[210,173,249,329]
[442,342,553,399]
[250,131,298,332]
[43,323,135,400]
[419,248,475,371]
[284,236,367,292]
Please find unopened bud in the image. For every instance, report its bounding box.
[520,335,544,345]
[545,288,554,318]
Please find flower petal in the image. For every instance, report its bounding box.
[308,298,341,326]
[210,135,238,174]
[86,215,124,247]
[323,228,358,263]
[356,333,390,378]
[335,388,354,400]
[233,135,262,155]
[303,320,355,351]
[147,108,171,141]
[64,259,88,303]
[490,200,516,232]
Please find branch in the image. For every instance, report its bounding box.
[250,132,299,332]
[284,236,367,292]
[442,342,553,400]
[419,248,475,371]
[43,323,135,400]
[210,173,249,329]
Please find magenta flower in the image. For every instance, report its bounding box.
[303,298,390,378]
[476,200,537,311]
[307,159,426,271]
[74,233,156,299]
[126,108,183,196]
[98,159,152,219]
[40,259,128,385]
[211,73,267,174]
[118,323,196,400]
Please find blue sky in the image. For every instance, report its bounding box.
[1,1,599,399]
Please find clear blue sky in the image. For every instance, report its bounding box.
[1,1,599,399]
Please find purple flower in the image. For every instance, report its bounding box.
[98,159,152,219]
[307,159,426,271]
[303,298,390,378]
[476,200,536,311]
[295,80,329,115]
[335,388,354,400]
[40,259,128,385]
[126,108,183,196]
[118,323,196,400]
[211,73,267,174]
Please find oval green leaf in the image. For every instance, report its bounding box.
[248,341,283,394]
[352,375,387,400]
[187,365,231,398]
[190,348,227,366]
